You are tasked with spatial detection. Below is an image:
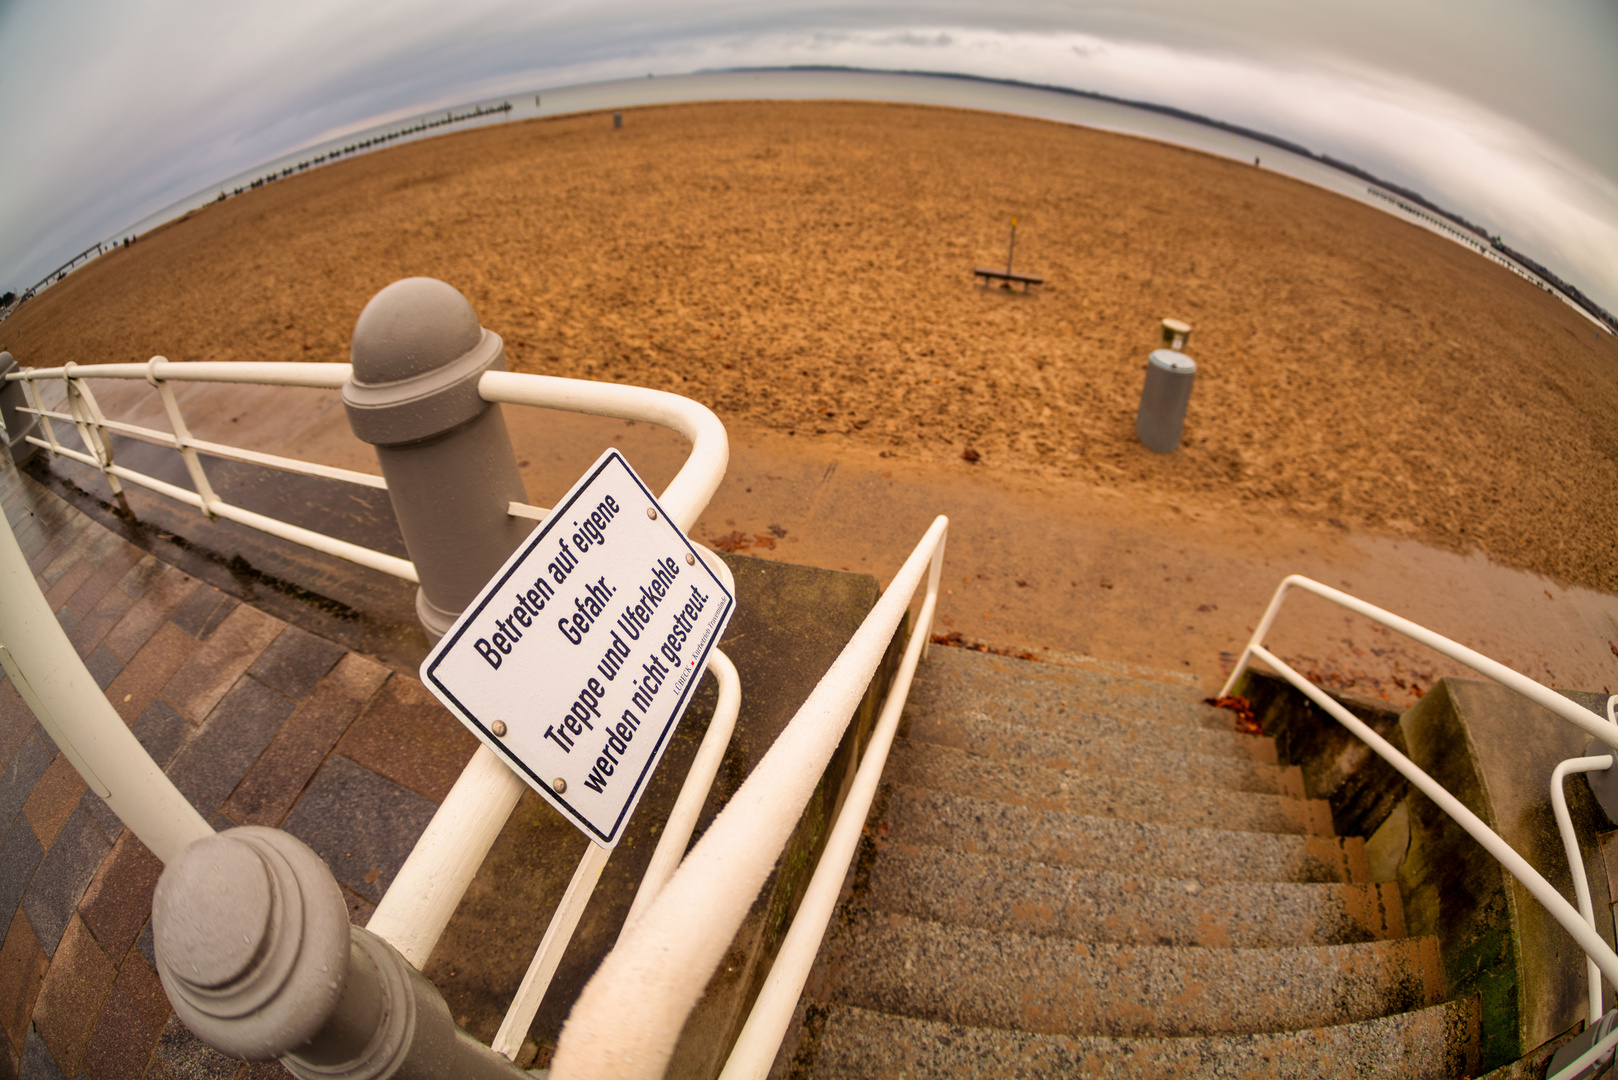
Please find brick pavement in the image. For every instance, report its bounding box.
[0,457,479,1079]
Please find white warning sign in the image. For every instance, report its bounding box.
[420,449,735,847]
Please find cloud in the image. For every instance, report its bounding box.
[0,6,1613,314]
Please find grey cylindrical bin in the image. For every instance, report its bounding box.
[344,279,530,641]
[1135,348,1197,453]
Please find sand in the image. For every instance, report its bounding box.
[5,99,1617,596]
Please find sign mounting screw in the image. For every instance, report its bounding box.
[553,778,567,794]
[646,507,658,520]
[685,553,696,566]
[491,720,507,737]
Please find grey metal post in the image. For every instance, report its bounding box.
[344,278,530,641]
[153,827,526,1079]
[1135,348,1197,454]
[0,352,39,463]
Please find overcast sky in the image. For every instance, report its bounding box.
[2,0,1614,311]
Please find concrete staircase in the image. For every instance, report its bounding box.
[783,647,1479,1078]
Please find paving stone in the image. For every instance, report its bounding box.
[340,886,376,928]
[115,557,168,602]
[245,626,345,703]
[51,607,80,640]
[39,531,90,586]
[0,910,48,1058]
[0,818,44,934]
[20,1025,65,1080]
[21,755,84,849]
[42,561,94,613]
[321,653,390,703]
[166,588,238,643]
[104,574,201,664]
[80,790,123,846]
[26,537,65,578]
[336,675,478,802]
[130,701,190,771]
[11,517,47,561]
[223,681,367,827]
[83,646,124,692]
[151,1015,243,1080]
[77,529,130,571]
[32,914,115,1076]
[160,607,282,724]
[135,924,155,973]
[1,731,54,837]
[283,755,437,904]
[166,678,293,819]
[79,832,161,963]
[80,956,170,1080]
[67,587,136,660]
[0,681,37,775]
[237,1061,294,1079]
[21,809,111,958]
[107,626,199,726]
[63,544,145,620]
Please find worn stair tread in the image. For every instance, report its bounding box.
[820,914,1444,1039]
[867,844,1406,947]
[928,645,1206,699]
[907,698,1278,764]
[911,648,1232,731]
[888,740,1334,836]
[909,673,1236,734]
[904,709,1302,795]
[884,786,1370,884]
[796,1000,1476,1079]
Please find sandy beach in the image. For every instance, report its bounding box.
[4,98,1616,599]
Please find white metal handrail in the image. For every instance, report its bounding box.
[6,354,741,1063]
[549,514,948,1079]
[4,359,730,583]
[1223,575,1618,1028]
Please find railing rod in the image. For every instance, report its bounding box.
[1553,754,1614,1026]
[478,371,727,532]
[6,360,353,388]
[24,436,418,582]
[550,515,949,1080]
[622,650,743,930]
[490,843,613,1060]
[367,747,527,966]
[720,559,941,1080]
[1220,575,1618,754]
[20,404,387,490]
[1251,645,1618,991]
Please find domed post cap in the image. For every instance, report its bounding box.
[343,278,506,446]
[153,828,350,1060]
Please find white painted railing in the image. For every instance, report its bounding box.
[3,359,728,584]
[3,356,751,1062]
[550,514,948,1079]
[1223,573,1618,1074]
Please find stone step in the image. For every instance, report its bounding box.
[887,741,1335,836]
[912,647,1233,731]
[866,844,1405,948]
[928,645,1207,699]
[906,697,1278,765]
[904,709,1301,796]
[818,914,1445,1039]
[883,786,1370,885]
[795,999,1477,1079]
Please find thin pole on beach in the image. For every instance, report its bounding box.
[1006,217,1019,275]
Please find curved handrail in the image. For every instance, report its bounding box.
[550,515,949,1079]
[1220,574,1618,754]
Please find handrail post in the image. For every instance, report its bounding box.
[343,277,531,641]
[0,352,39,462]
[152,827,527,1079]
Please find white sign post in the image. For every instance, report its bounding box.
[421,449,735,848]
